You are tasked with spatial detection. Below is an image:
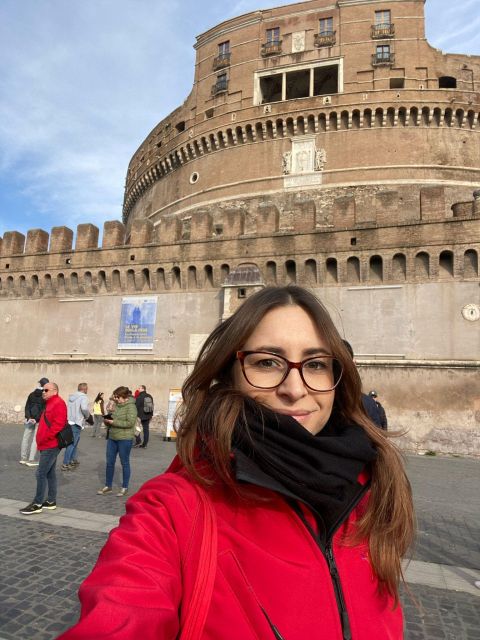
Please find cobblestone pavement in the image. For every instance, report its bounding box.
[0,424,479,639]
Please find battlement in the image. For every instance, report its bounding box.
[0,191,478,299]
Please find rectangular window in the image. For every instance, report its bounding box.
[319,17,333,35]
[375,10,391,25]
[376,45,390,60]
[266,27,280,43]
[218,41,230,55]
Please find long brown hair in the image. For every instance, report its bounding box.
[177,285,415,601]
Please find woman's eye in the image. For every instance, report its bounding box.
[304,359,329,371]
[253,358,282,369]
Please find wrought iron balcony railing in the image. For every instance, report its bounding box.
[371,23,395,39]
[314,31,336,47]
[213,52,231,71]
[211,78,229,95]
[261,40,282,57]
[371,52,395,67]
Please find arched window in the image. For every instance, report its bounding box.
[340,111,349,130]
[352,110,360,129]
[204,264,214,288]
[112,270,121,292]
[318,113,327,132]
[363,109,372,128]
[369,255,383,283]
[266,261,277,285]
[127,269,136,292]
[141,268,150,291]
[171,266,181,289]
[329,112,338,131]
[44,274,53,291]
[347,257,360,283]
[285,260,296,284]
[187,266,197,289]
[70,272,79,292]
[439,250,454,278]
[374,108,383,127]
[326,258,338,283]
[409,107,418,126]
[57,273,66,294]
[464,250,478,278]
[415,252,429,279]
[392,253,406,281]
[31,275,40,294]
[220,264,230,283]
[386,107,395,127]
[98,271,107,292]
[398,107,407,126]
[304,259,317,284]
[156,268,165,291]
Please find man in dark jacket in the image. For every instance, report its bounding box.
[20,377,49,467]
[368,390,388,430]
[20,382,67,515]
[135,385,154,449]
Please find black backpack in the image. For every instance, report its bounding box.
[143,395,154,414]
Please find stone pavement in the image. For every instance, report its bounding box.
[0,424,479,639]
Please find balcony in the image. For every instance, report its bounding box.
[211,77,229,96]
[371,23,395,39]
[261,40,282,57]
[314,31,336,47]
[371,52,395,67]
[213,52,231,71]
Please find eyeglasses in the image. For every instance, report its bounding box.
[236,351,343,392]
[42,388,52,393]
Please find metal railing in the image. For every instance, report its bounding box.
[213,52,231,71]
[261,40,282,56]
[211,78,229,95]
[371,52,395,67]
[314,31,336,47]
[371,23,395,39]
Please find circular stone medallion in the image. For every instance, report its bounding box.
[461,303,480,321]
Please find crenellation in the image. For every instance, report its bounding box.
[75,223,99,250]
[1,231,25,256]
[129,219,154,246]
[50,226,73,253]
[25,229,49,254]
[102,220,126,248]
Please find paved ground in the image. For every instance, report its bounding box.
[0,424,479,639]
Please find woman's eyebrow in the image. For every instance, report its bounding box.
[253,346,331,356]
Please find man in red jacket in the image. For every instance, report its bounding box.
[20,382,67,515]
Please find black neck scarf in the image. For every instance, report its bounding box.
[232,399,378,533]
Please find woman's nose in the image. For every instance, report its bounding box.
[277,367,308,399]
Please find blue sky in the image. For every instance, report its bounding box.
[0,0,478,240]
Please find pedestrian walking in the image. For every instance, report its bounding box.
[369,390,388,430]
[342,340,384,429]
[97,386,137,497]
[59,286,414,639]
[134,385,154,448]
[20,382,66,515]
[91,392,105,437]
[20,376,49,467]
[62,383,90,471]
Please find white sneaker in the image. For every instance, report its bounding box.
[116,488,128,497]
[19,460,27,465]
[25,461,39,467]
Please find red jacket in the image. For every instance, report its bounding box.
[58,456,403,640]
[36,394,67,451]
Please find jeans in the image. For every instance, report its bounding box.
[106,439,132,489]
[92,415,103,437]
[140,419,151,447]
[63,424,82,465]
[33,447,60,504]
[21,422,38,461]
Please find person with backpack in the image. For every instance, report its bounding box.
[135,385,154,449]
[20,376,49,467]
[368,390,388,430]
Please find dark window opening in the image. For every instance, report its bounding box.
[286,70,310,100]
[314,65,338,95]
[439,76,457,89]
[266,27,280,43]
[5,264,9,269]
[130,255,135,261]
[214,224,223,236]
[205,108,214,119]
[260,75,283,104]
[65,258,71,264]
[390,77,404,89]
[238,288,246,299]
[319,17,333,35]
[218,41,230,55]
[175,121,185,133]
[350,237,357,246]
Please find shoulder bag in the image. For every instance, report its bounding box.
[43,413,74,449]
[179,484,218,640]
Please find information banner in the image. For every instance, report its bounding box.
[118,296,158,350]
[165,389,182,440]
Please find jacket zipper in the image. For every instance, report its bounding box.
[325,543,352,640]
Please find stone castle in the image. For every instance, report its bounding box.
[1,0,479,454]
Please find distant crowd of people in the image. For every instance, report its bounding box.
[19,378,154,515]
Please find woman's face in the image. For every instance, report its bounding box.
[233,305,336,435]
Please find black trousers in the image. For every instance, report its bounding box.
[140,419,151,446]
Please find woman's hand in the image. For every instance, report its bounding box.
[104,419,113,426]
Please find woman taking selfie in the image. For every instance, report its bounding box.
[59,286,414,640]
